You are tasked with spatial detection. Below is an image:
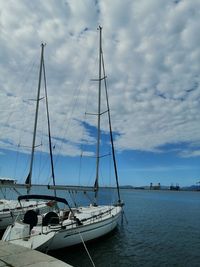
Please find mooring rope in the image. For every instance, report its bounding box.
[122,208,128,224]
[78,231,95,267]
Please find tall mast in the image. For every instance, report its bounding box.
[94,26,102,205]
[42,53,57,197]
[25,43,44,193]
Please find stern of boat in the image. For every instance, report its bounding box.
[2,222,30,242]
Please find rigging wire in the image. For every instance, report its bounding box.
[78,151,83,187]
[42,51,56,196]
[78,109,87,187]
[77,71,95,184]
[37,105,44,184]
[52,69,90,168]
[0,188,6,199]
[78,83,96,187]
[68,190,77,208]
[47,35,97,185]
[13,143,20,182]
[13,56,39,183]
[101,49,122,204]
[83,190,93,203]
[13,187,21,196]
[108,146,112,205]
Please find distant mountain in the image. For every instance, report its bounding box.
[120,185,134,189]
[182,185,200,191]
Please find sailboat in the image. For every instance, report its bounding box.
[0,44,56,231]
[0,195,53,231]
[0,177,55,232]
[2,26,124,251]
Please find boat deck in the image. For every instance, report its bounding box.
[0,240,72,266]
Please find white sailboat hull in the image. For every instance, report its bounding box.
[40,206,121,251]
[3,205,122,251]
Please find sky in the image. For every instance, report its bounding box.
[0,0,200,188]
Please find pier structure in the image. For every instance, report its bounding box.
[0,240,71,267]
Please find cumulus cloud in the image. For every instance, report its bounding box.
[0,0,200,160]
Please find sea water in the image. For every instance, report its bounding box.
[50,189,200,267]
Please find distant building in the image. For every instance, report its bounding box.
[150,182,161,190]
[170,183,180,191]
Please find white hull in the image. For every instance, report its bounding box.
[0,199,53,230]
[40,206,121,251]
[3,205,122,251]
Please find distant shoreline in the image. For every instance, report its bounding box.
[1,183,200,192]
[1,183,199,192]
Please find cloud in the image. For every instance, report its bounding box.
[0,0,200,159]
[179,150,200,158]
